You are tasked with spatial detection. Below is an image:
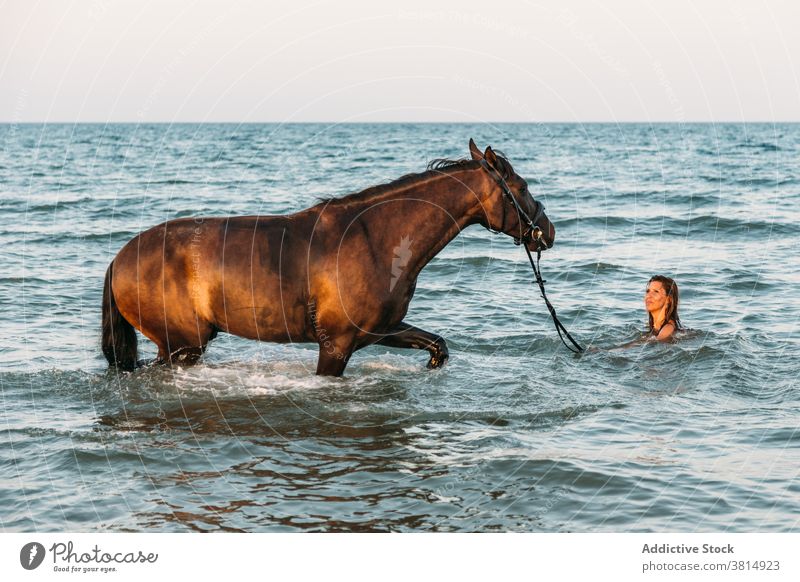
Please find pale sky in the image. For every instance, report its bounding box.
[2,0,799,122]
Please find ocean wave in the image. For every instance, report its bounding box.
[734,141,782,151]
[698,174,797,186]
[563,261,630,274]
[143,179,202,185]
[555,214,797,236]
[406,404,604,428]
[24,195,96,212]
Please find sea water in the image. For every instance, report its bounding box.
[1,122,798,531]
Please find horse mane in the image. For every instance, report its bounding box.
[427,151,512,176]
[314,152,513,207]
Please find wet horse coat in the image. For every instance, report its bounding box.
[102,140,555,376]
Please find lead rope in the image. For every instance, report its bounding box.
[523,243,584,354]
[479,158,584,353]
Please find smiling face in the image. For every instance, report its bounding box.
[644,280,670,314]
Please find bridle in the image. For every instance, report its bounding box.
[479,159,545,246]
[479,159,584,354]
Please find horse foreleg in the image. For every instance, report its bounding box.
[376,322,449,369]
[315,337,354,376]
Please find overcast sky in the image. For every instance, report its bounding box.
[2,0,799,122]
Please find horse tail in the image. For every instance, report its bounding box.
[101,261,137,371]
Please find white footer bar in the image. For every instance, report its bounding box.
[1,533,796,581]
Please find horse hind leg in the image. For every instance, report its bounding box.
[148,321,218,367]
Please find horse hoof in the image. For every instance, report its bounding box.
[426,354,449,369]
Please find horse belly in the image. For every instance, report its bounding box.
[210,226,309,344]
[212,276,307,343]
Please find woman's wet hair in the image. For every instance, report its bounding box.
[647,275,682,333]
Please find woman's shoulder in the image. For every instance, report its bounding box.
[656,320,677,340]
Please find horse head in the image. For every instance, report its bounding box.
[469,138,555,253]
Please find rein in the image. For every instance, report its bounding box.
[523,244,584,354]
[480,160,584,354]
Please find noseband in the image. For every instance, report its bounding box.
[479,159,584,354]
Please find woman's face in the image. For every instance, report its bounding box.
[645,281,670,313]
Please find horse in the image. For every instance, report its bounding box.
[101,139,555,376]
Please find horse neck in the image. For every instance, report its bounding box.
[364,167,488,280]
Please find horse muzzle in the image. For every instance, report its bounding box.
[524,224,555,252]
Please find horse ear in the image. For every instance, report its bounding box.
[469,138,483,160]
[484,146,498,168]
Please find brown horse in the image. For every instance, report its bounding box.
[101,139,555,376]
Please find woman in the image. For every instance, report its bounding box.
[645,275,681,341]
